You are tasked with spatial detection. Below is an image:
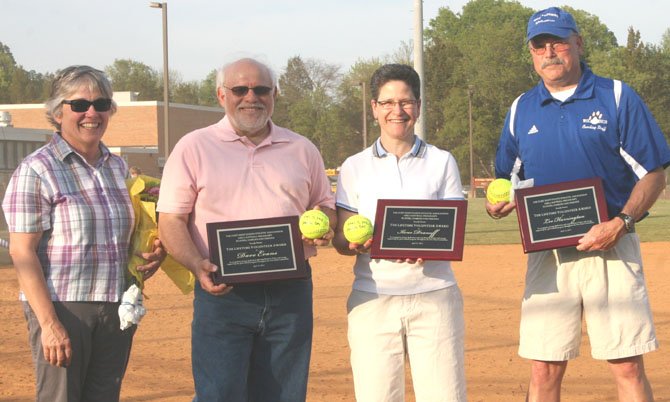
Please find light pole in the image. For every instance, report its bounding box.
[468,85,475,198]
[413,0,426,140]
[150,2,170,162]
[359,82,368,149]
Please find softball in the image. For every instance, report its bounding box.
[343,215,374,244]
[486,178,512,204]
[299,210,330,239]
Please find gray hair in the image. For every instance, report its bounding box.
[215,58,278,92]
[45,65,117,130]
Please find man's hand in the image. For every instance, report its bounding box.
[577,167,665,251]
[302,205,336,247]
[576,218,625,252]
[485,199,517,220]
[194,258,233,296]
[302,227,334,247]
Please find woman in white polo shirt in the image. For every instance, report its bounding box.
[333,64,466,402]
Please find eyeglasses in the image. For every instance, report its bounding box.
[62,98,113,113]
[530,40,571,55]
[223,85,273,97]
[375,99,418,110]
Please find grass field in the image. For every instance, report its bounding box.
[464,198,670,245]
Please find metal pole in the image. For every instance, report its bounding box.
[160,3,169,160]
[468,85,475,198]
[361,82,368,149]
[413,0,426,140]
[150,2,170,161]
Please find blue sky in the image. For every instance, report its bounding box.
[3,0,668,82]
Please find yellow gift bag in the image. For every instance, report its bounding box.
[126,175,195,294]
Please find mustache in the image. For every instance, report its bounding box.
[237,103,265,109]
[541,58,564,69]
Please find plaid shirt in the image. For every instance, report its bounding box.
[2,133,134,302]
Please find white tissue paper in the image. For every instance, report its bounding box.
[510,173,534,202]
[118,284,146,330]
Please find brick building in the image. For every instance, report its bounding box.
[0,96,224,233]
[0,93,224,177]
[0,117,52,231]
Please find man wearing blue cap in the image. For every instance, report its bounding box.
[487,7,669,402]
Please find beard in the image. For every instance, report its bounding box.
[229,104,271,135]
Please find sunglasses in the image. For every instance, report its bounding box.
[62,98,113,113]
[223,85,273,97]
[530,41,571,55]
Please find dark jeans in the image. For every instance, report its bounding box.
[23,301,135,402]
[191,267,313,402]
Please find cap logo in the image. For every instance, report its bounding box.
[533,12,559,25]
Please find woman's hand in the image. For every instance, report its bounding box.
[348,238,373,254]
[41,319,72,367]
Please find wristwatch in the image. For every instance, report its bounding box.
[616,213,635,233]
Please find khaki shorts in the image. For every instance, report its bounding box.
[519,234,658,361]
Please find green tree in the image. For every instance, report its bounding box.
[198,69,218,107]
[389,40,413,65]
[2,1,666,165]
[564,6,618,61]
[172,80,201,105]
[425,0,532,182]
[0,42,18,103]
[423,0,630,184]
[0,42,51,104]
[275,56,347,167]
[662,28,670,53]
[333,58,383,165]
[591,27,670,138]
[8,69,49,103]
[105,59,160,101]
[274,56,314,128]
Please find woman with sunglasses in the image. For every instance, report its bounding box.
[2,65,165,402]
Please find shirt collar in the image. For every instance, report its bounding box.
[537,62,595,105]
[372,135,427,158]
[217,115,289,146]
[51,132,111,164]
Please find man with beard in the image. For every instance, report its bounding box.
[157,58,335,402]
[487,7,669,402]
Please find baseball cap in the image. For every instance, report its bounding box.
[526,7,579,42]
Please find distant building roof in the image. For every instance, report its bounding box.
[0,126,51,142]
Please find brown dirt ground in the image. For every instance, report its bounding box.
[1,244,669,402]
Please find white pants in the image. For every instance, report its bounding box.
[347,286,466,402]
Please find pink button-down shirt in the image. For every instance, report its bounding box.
[157,116,334,259]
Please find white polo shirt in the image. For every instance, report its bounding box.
[336,136,464,295]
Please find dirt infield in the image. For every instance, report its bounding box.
[1,244,669,401]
